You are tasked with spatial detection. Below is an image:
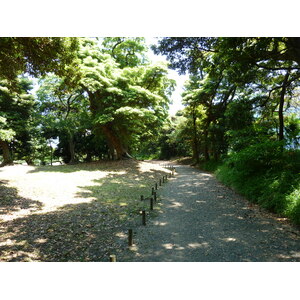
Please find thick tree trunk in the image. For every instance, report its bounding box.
[102,124,131,160]
[278,72,290,141]
[0,140,13,166]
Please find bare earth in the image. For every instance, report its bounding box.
[117,163,300,262]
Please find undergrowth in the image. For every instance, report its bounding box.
[213,141,300,225]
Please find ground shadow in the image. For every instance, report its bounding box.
[0,161,171,262]
[118,165,300,262]
[0,181,43,216]
[0,199,130,262]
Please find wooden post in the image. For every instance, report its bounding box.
[152,187,154,195]
[150,198,154,210]
[162,176,165,183]
[142,210,146,225]
[154,191,157,202]
[128,229,133,246]
[109,254,116,262]
[141,195,144,201]
[155,183,158,190]
[159,179,162,186]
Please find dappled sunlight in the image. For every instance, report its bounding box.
[138,161,167,173]
[1,162,299,262]
[196,200,207,204]
[220,237,237,242]
[162,243,174,249]
[187,242,209,249]
[0,160,173,261]
[0,164,129,219]
[169,201,183,208]
[153,221,168,226]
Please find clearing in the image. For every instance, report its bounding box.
[0,160,169,261]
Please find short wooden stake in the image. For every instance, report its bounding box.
[128,229,133,246]
[154,191,157,202]
[142,210,146,225]
[159,179,162,186]
[155,183,158,190]
[162,176,165,183]
[141,195,144,201]
[109,254,116,262]
[150,198,154,210]
[152,187,154,195]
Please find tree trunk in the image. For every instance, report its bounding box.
[203,119,211,161]
[68,133,76,164]
[0,140,13,166]
[191,106,200,164]
[25,158,35,166]
[278,71,290,141]
[203,135,210,161]
[102,124,131,160]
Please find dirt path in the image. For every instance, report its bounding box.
[118,163,300,262]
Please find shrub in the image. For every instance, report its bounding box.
[216,141,300,224]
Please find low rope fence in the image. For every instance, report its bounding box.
[109,163,176,262]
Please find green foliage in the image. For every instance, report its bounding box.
[0,117,15,141]
[101,37,148,68]
[0,37,78,86]
[216,144,300,224]
[285,114,300,149]
[0,77,36,163]
[200,159,222,172]
[70,38,175,159]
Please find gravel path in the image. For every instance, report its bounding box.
[118,163,300,262]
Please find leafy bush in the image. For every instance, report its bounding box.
[200,159,223,172]
[216,141,300,224]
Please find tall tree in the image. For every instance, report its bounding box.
[65,38,175,160]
